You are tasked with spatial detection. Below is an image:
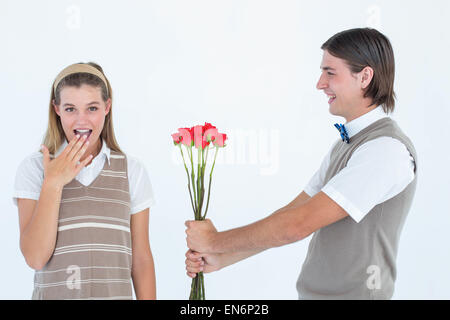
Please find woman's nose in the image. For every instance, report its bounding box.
[77,110,90,119]
[75,112,91,124]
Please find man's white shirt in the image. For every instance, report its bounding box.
[13,138,156,215]
[304,107,415,223]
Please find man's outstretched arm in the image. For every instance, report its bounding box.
[185,191,312,277]
[185,191,348,254]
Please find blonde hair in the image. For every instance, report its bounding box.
[40,62,123,155]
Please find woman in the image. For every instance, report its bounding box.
[13,62,156,300]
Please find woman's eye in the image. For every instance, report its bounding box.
[327,72,335,76]
[64,107,97,112]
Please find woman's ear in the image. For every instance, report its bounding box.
[52,99,60,117]
[360,66,374,89]
[105,98,112,115]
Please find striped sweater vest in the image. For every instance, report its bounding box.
[32,150,133,300]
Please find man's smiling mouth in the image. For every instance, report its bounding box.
[326,94,336,104]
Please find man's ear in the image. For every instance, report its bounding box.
[360,66,374,89]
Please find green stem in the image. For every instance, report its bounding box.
[186,146,213,299]
[196,274,202,300]
[198,147,206,220]
[196,147,201,220]
[189,147,197,217]
[200,272,205,300]
[200,147,208,216]
[204,144,210,168]
[199,275,202,300]
[179,145,195,213]
[189,277,195,300]
[203,147,219,219]
[193,276,198,300]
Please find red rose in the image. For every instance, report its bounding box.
[173,123,226,149]
[171,132,182,145]
[193,125,204,149]
[204,127,219,143]
[177,127,193,147]
[213,133,227,147]
[203,122,216,132]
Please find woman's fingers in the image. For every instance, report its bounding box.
[62,134,81,157]
[68,135,88,162]
[75,153,93,173]
[42,134,93,189]
[73,139,90,164]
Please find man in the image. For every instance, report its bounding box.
[185,28,417,299]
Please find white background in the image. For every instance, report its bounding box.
[1,0,449,299]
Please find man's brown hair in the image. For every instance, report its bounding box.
[321,28,396,114]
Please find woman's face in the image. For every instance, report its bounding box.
[54,84,111,151]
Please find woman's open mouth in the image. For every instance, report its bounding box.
[73,129,93,141]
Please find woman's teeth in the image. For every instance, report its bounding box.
[74,129,92,139]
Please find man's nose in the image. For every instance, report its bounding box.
[316,73,328,90]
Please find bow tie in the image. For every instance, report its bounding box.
[334,123,349,143]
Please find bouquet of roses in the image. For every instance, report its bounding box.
[171,122,227,300]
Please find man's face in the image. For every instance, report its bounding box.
[317,50,367,121]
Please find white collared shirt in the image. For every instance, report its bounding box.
[304,106,415,223]
[12,139,156,215]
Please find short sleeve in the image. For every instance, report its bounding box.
[127,155,156,215]
[12,153,45,207]
[304,140,339,197]
[321,137,415,223]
